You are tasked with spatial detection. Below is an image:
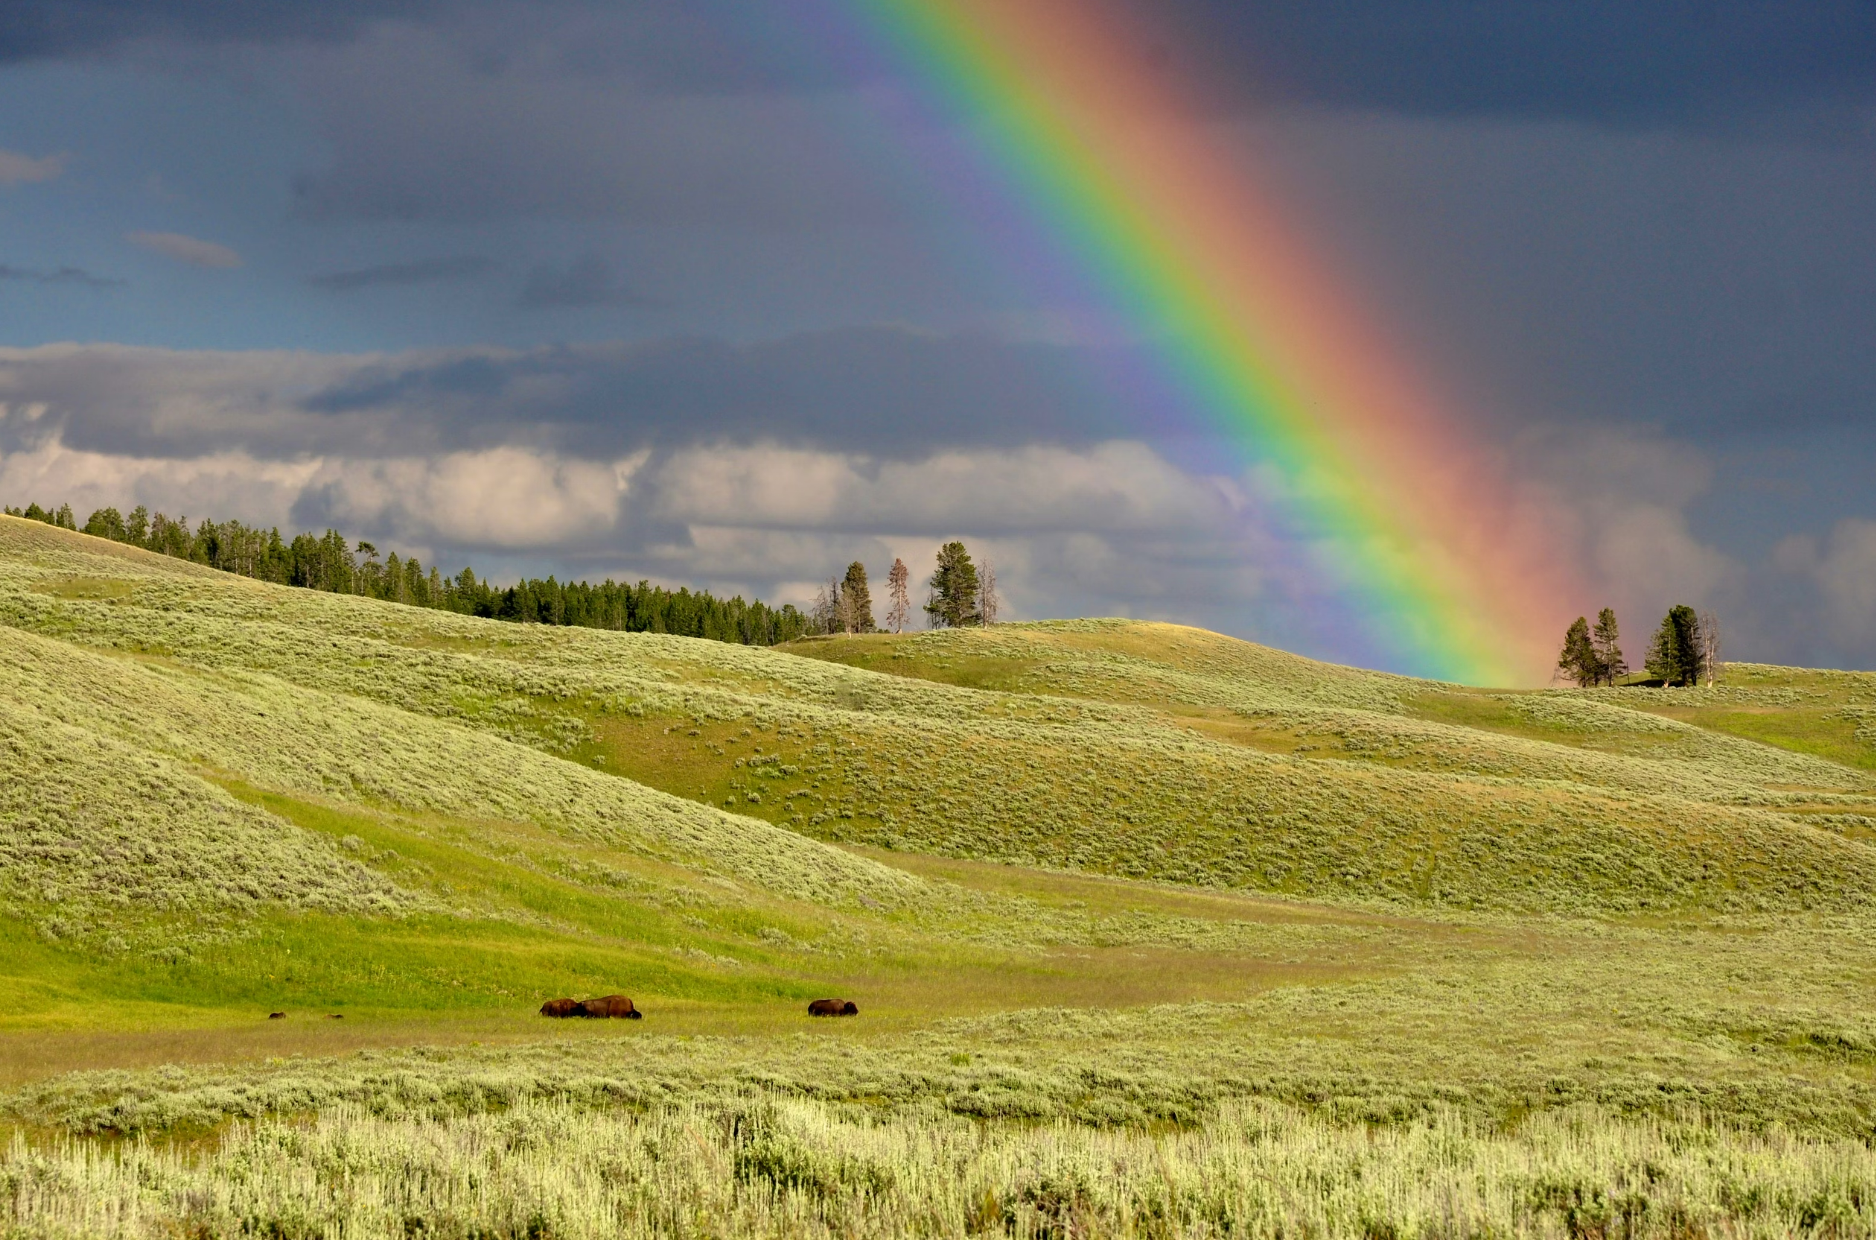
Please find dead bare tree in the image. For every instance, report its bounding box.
[978,559,999,626]
[884,557,910,633]
[1699,611,1722,686]
[810,577,842,635]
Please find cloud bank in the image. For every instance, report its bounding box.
[1,338,1860,674]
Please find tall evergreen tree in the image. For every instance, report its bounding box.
[1644,605,1704,687]
[1557,616,1598,687]
[924,541,980,628]
[884,558,910,633]
[82,507,127,542]
[841,561,875,633]
[1591,608,1626,685]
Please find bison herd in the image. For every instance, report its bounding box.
[272,994,859,1022]
[538,995,859,1019]
[540,994,642,1019]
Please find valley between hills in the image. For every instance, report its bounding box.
[4,513,1876,1236]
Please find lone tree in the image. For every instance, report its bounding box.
[841,561,875,633]
[1557,616,1599,687]
[1592,607,1626,685]
[884,557,910,633]
[924,540,980,628]
[1644,604,1705,687]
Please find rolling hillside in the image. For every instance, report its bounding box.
[5,513,1873,926]
[6,513,1876,1236]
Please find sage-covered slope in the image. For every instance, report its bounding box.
[5,515,1876,918]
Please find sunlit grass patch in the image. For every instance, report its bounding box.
[14,1094,1876,1239]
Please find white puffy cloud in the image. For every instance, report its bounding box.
[1774,519,1876,657]
[302,447,647,548]
[0,437,642,554]
[0,436,321,526]
[652,441,1244,534]
[1513,423,1745,621]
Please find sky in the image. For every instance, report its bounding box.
[2,0,1875,678]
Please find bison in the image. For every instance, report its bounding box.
[574,994,641,1019]
[267,1011,286,1020]
[807,999,858,1017]
[539,998,579,1018]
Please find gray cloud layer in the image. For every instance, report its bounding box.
[2,340,1872,674]
[0,330,1135,461]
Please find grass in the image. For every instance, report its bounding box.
[12,1096,1876,1239]
[7,516,1876,1234]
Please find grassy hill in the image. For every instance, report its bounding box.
[5,513,1876,1236]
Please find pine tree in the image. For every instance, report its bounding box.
[1557,616,1598,687]
[1644,605,1704,687]
[884,558,910,633]
[83,507,127,542]
[841,561,875,633]
[1591,608,1626,685]
[924,541,980,628]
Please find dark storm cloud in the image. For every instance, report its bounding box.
[1126,1,1876,130]
[0,263,122,289]
[283,26,903,227]
[299,328,1136,455]
[0,328,1136,461]
[12,0,1875,132]
[0,0,437,60]
[309,255,495,291]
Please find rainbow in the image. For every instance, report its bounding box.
[829,0,1581,684]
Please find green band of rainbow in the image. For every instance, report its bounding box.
[843,0,1577,683]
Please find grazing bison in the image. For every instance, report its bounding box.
[574,994,641,1019]
[267,1012,286,1020]
[807,999,858,1017]
[540,998,579,1018]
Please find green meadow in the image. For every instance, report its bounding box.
[4,513,1876,1236]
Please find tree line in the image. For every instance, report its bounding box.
[4,499,810,646]
[1556,604,1720,688]
[809,540,1000,635]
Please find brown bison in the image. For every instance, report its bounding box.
[539,998,579,1018]
[807,999,858,1017]
[574,994,641,1019]
[267,1011,286,1020]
